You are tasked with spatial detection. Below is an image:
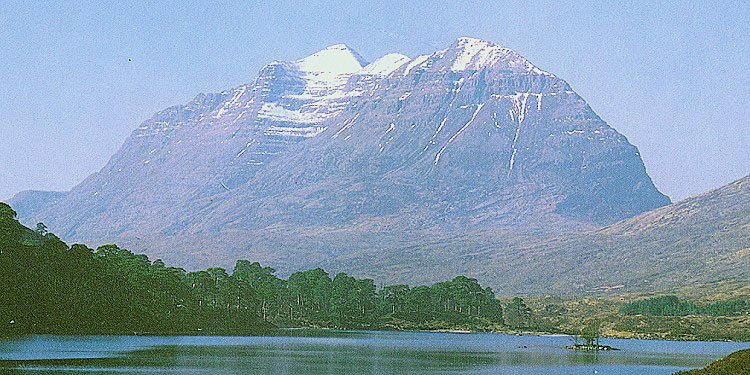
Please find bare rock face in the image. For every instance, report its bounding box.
[11,37,670,279]
[231,38,668,230]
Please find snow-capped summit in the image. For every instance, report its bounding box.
[295,44,368,75]
[254,44,371,126]
[387,37,553,78]
[447,37,552,75]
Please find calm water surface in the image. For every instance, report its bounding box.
[0,330,747,374]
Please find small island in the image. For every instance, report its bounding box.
[566,344,619,351]
[565,321,619,351]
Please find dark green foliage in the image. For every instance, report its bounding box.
[0,202,504,335]
[330,273,376,326]
[0,203,16,220]
[504,297,532,328]
[580,320,601,347]
[0,209,270,336]
[621,296,699,316]
[621,295,749,317]
[231,261,281,320]
[699,299,750,316]
[288,268,333,322]
[425,276,503,324]
[217,270,504,329]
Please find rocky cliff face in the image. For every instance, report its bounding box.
[11,37,670,280]
[225,37,668,230]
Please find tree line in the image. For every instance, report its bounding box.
[0,202,512,336]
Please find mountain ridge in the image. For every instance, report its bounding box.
[9,37,692,295]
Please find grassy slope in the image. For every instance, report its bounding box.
[523,295,750,342]
[676,349,750,374]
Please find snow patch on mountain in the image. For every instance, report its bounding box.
[434,103,486,165]
[360,53,411,77]
[254,45,369,125]
[451,37,552,76]
[257,102,330,124]
[296,44,368,75]
[264,125,327,138]
[403,55,430,76]
[293,44,367,98]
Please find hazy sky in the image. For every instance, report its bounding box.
[1,0,748,201]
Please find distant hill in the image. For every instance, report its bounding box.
[292,175,749,296]
[8,190,67,223]
[462,175,749,295]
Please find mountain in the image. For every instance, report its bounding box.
[10,37,674,292]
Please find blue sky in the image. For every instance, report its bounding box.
[1,0,748,201]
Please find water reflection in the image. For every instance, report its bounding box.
[0,330,747,374]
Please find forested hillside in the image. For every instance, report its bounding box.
[0,202,272,335]
[3,201,746,340]
[0,202,503,336]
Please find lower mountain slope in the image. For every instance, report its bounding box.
[77,175,747,297]
[339,175,749,296]
[6,176,747,297]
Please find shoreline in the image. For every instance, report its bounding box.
[3,329,748,345]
